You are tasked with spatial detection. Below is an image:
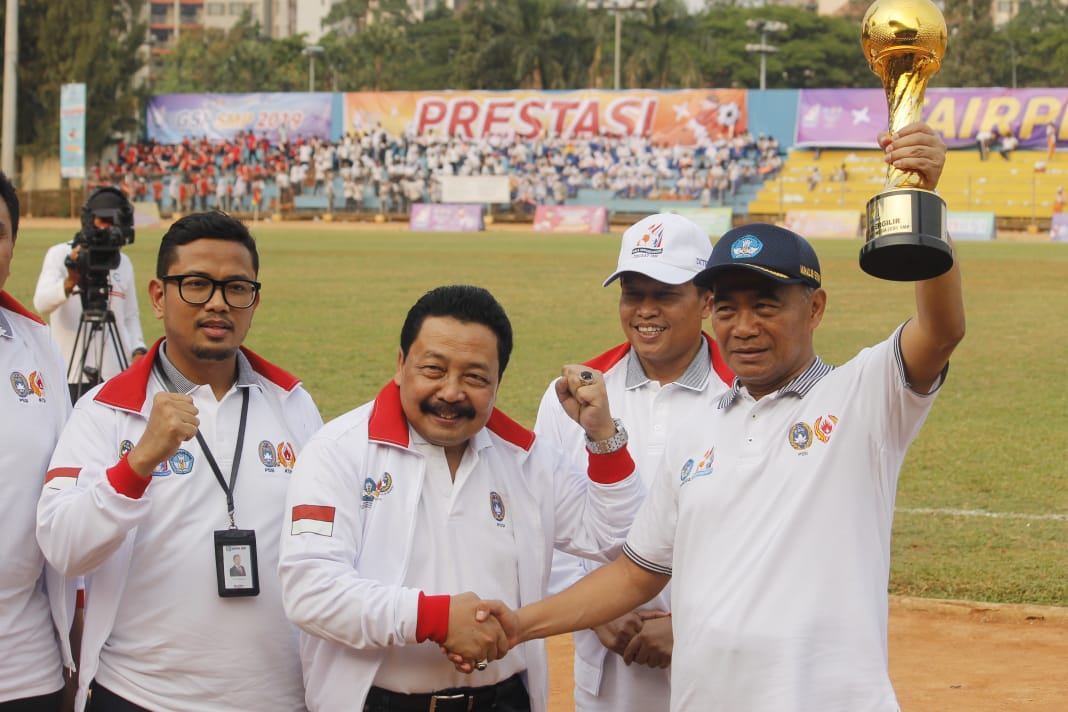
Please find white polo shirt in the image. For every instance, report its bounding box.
[625,326,942,712]
[0,294,71,703]
[374,431,527,692]
[535,334,732,710]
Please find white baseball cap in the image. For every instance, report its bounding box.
[603,213,713,287]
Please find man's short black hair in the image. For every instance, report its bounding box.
[157,211,259,278]
[0,171,19,240]
[400,285,513,378]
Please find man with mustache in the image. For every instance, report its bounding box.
[37,212,323,712]
[279,284,643,712]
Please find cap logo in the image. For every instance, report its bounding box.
[631,222,666,257]
[730,236,763,260]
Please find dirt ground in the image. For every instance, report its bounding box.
[545,596,1068,711]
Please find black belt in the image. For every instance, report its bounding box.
[365,673,527,712]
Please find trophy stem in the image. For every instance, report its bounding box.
[882,55,939,189]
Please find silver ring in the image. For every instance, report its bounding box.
[475,659,488,671]
[579,370,594,385]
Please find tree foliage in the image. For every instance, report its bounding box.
[1,0,146,154]
[152,14,307,93]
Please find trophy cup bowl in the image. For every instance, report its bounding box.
[860,0,953,281]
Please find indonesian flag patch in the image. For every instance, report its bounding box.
[44,467,80,491]
[291,504,336,537]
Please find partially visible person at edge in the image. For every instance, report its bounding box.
[278,284,644,712]
[36,211,323,712]
[465,122,966,712]
[0,172,77,712]
[534,213,732,712]
[33,187,146,403]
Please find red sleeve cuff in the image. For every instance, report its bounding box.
[416,592,450,644]
[106,455,151,499]
[587,446,635,485]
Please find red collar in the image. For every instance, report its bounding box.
[368,381,534,452]
[0,291,45,325]
[584,332,733,387]
[94,337,301,412]
[706,332,735,386]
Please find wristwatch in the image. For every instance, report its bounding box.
[585,418,628,454]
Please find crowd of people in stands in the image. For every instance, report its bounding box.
[91,127,784,216]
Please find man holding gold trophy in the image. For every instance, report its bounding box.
[450,2,967,710]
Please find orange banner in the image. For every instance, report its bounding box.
[343,90,747,146]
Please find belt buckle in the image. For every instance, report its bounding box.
[428,692,472,712]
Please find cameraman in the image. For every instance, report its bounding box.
[34,187,146,403]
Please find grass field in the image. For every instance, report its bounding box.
[8,220,1067,606]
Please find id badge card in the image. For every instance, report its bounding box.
[214,528,260,597]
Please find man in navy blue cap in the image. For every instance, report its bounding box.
[468,122,965,712]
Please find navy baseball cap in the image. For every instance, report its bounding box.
[694,223,822,289]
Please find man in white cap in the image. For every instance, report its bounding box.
[475,123,965,712]
[533,212,733,712]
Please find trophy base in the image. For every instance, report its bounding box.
[861,188,952,282]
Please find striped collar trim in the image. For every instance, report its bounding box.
[719,356,834,409]
[625,338,711,391]
[157,341,258,394]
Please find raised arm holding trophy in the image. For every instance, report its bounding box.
[861,0,952,281]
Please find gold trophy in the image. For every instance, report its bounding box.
[860,0,952,281]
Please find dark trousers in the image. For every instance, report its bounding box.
[0,690,63,712]
[86,683,150,712]
[363,673,530,712]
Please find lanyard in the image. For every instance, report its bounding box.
[154,363,250,528]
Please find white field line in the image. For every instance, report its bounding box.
[897,507,1068,522]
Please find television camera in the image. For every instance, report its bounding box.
[65,187,136,399]
[66,187,135,314]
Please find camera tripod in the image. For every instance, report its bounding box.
[67,307,128,403]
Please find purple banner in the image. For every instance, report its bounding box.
[796,88,1068,150]
[1051,213,1068,242]
[409,204,485,232]
[146,93,332,144]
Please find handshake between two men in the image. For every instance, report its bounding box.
[435,596,576,673]
[438,593,673,674]
[426,364,673,676]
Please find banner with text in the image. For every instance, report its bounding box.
[343,90,747,145]
[60,83,87,179]
[796,88,1068,150]
[784,210,862,239]
[409,203,485,232]
[947,212,996,241]
[147,93,333,144]
[532,206,608,234]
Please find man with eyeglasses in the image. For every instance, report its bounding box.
[37,212,323,712]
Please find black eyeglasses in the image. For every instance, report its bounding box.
[161,274,261,309]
